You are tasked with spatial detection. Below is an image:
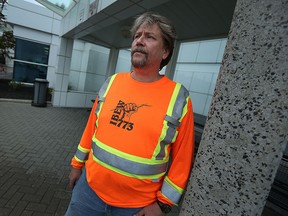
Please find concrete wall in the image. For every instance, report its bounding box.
[181,0,288,215]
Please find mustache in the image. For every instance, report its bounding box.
[132,47,147,55]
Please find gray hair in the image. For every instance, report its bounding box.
[130,12,177,70]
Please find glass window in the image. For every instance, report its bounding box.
[115,49,131,73]
[15,39,50,64]
[13,62,48,83]
[35,0,79,16]
[174,38,227,117]
[13,39,50,83]
[68,42,110,92]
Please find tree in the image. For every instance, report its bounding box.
[0,0,15,62]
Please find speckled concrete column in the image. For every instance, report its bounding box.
[180,0,288,215]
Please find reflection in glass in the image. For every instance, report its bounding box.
[13,62,48,83]
[35,0,78,16]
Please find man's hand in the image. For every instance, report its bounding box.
[135,202,164,216]
[68,167,82,189]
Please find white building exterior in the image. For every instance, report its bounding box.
[6,0,61,87]
[6,0,228,117]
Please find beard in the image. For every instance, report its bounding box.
[131,47,148,68]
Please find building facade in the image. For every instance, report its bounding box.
[6,0,61,86]
[6,0,231,117]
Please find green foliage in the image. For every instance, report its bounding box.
[8,80,22,91]
[48,87,54,95]
[0,31,15,59]
[0,0,16,60]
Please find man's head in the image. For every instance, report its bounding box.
[130,12,176,71]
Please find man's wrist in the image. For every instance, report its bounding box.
[157,200,172,213]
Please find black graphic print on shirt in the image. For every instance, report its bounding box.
[109,100,150,131]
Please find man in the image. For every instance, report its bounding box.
[65,12,194,216]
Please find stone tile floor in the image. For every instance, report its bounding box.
[0,101,89,215]
[0,100,283,216]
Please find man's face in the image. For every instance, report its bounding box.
[131,23,169,69]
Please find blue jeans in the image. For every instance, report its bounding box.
[65,169,142,216]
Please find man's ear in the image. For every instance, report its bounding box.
[162,49,170,60]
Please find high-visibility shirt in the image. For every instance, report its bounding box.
[71,72,194,208]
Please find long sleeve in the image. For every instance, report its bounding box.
[157,98,194,206]
[71,98,98,169]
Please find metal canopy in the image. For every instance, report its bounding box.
[44,0,238,49]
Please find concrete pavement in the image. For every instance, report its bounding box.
[0,100,281,216]
[0,101,89,215]
[0,100,182,216]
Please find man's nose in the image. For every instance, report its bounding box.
[135,35,145,45]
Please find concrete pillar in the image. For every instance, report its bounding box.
[165,40,180,80]
[180,0,288,215]
[106,48,119,77]
[77,42,90,92]
[52,37,73,107]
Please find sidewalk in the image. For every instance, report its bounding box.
[0,101,89,215]
[0,100,283,216]
[0,100,183,216]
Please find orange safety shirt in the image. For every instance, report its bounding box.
[71,72,194,207]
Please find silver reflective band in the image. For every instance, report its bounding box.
[164,115,180,127]
[173,85,189,119]
[161,180,182,204]
[98,96,105,102]
[75,149,89,161]
[156,84,189,160]
[92,141,168,176]
[95,75,113,115]
[156,125,177,160]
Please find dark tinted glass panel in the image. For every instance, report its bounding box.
[15,39,50,64]
[13,62,47,83]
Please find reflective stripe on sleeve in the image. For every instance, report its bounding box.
[91,137,169,179]
[172,85,189,123]
[161,177,184,205]
[74,145,90,162]
[164,115,180,127]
